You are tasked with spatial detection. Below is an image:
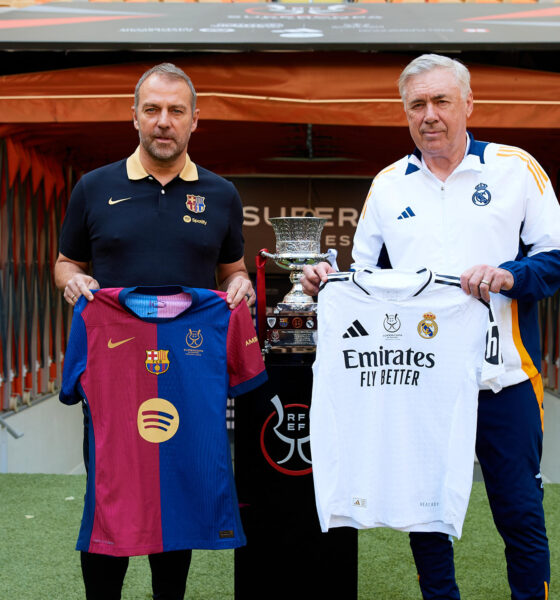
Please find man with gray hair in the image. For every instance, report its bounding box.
[302,53,560,600]
[55,63,255,599]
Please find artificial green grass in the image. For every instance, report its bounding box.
[0,475,558,599]
[359,484,560,599]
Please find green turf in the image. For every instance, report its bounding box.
[0,475,558,599]
[359,484,560,600]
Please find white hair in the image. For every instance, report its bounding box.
[398,54,471,103]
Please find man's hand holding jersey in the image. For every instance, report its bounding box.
[301,262,337,297]
[460,265,514,302]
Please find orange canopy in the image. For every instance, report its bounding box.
[2,53,560,127]
[1,52,559,177]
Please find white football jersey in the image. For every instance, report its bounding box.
[310,268,503,538]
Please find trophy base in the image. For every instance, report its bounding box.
[265,310,318,353]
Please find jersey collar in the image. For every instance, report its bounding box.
[350,268,433,300]
[118,285,200,323]
[126,146,199,182]
[406,131,487,176]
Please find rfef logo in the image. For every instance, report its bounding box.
[260,395,312,476]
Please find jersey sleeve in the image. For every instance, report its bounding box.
[217,182,244,265]
[499,153,560,302]
[59,177,91,263]
[351,179,387,271]
[479,300,504,393]
[59,298,89,405]
[226,302,267,397]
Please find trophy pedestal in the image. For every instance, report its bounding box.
[265,310,317,352]
[234,216,357,597]
[234,352,358,599]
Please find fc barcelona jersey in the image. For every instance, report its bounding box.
[60,286,267,557]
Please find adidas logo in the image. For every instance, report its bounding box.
[343,320,369,338]
[397,207,416,220]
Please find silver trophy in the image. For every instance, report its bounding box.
[261,217,329,312]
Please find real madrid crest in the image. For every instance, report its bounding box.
[418,313,438,339]
[472,183,491,206]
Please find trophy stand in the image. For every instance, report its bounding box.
[234,218,358,600]
[260,217,328,353]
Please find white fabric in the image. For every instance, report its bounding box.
[352,142,560,388]
[311,268,503,538]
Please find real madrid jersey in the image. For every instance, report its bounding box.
[60,286,267,557]
[310,268,503,538]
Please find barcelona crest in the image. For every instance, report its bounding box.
[186,195,206,214]
[145,350,170,375]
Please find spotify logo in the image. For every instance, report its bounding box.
[137,398,179,443]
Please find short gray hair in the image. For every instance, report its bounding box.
[134,63,197,110]
[398,54,471,103]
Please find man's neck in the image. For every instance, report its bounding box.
[423,154,463,182]
[139,148,186,186]
[422,134,469,183]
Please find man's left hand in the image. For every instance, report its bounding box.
[460,265,514,302]
[226,276,255,309]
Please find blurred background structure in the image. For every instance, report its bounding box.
[0,0,559,478]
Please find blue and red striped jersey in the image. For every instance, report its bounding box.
[60,286,267,557]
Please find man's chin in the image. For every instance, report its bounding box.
[146,143,182,163]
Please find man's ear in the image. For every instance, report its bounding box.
[132,106,139,131]
[465,91,474,120]
[191,108,200,134]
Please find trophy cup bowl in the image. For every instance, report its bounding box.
[260,217,329,312]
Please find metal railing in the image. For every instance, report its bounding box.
[0,138,71,411]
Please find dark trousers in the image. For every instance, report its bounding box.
[80,549,192,600]
[410,378,550,600]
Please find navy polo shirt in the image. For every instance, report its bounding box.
[59,148,244,289]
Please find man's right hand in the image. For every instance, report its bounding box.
[64,274,100,306]
[301,262,336,296]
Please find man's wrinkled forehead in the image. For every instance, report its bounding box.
[404,69,463,104]
[136,73,195,111]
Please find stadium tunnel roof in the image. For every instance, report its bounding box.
[1,52,560,179]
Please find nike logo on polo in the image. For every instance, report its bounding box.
[108,197,132,205]
[108,337,135,348]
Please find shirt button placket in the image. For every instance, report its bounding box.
[440,183,450,271]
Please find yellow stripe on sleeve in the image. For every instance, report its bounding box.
[360,165,396,220]
[497,147,548,195]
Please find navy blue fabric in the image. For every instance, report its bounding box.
[466,132,489,162]
[501,250,560,303]
[59,160,244,289]
[476,380,549,600]
[409,532,460,600]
